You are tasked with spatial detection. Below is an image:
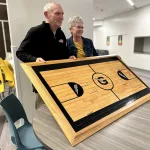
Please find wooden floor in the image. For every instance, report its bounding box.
[0,68,150,150]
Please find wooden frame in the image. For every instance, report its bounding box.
[21,55,150,146]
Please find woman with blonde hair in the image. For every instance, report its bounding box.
[67,16,98,59]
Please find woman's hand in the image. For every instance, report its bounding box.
[69,56,76,60]
[36,58,45,62]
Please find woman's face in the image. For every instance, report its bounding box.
[70,22,84,37]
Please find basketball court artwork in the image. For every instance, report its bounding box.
[21,56,150,146]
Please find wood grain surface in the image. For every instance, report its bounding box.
[21,56,150,146]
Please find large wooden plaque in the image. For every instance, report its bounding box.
[21,56,150,146]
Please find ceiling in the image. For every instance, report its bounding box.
[93,0,150,20]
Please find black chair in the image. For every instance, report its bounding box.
[96,49,109,55]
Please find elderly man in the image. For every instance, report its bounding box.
[16,2,69,108]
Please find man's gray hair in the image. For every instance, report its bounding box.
[43,2,60,12]
[68,16,83,29]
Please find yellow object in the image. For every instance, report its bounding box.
[74,41,86,58]
[0,58,15,88]
[0,68,4,92]
[4,60,14,73]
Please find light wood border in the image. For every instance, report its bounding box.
[21,55,150,146]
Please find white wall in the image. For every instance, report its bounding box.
[94,5,150,71]
[7,0,93,46]
[7,0,93,122]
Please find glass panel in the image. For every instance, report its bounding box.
[0,22,6,59]
[0,5,8,20]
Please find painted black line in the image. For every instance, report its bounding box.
[111,89,120,100]
[50,82,69,88]
[88,64,96,73]
[119,60,149,88]
[61,97,78,103]
[129,77,137,80]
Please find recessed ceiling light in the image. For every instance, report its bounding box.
[126,0,134,6]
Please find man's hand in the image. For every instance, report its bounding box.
[36,58,45,62]
[69,56,76,60]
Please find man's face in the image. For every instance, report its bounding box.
[46,5,64,29]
